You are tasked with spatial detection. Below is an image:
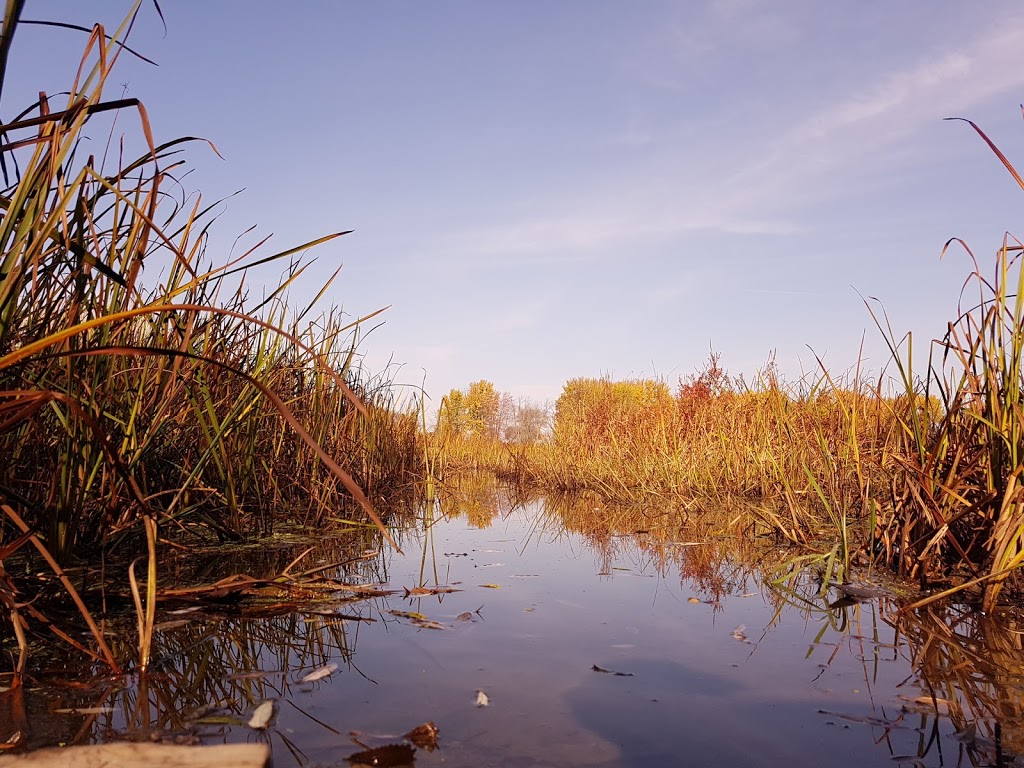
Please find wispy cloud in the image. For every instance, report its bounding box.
[427,11,1024,270]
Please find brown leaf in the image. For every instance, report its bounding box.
[404,721,439,751]
[347,743,415,767]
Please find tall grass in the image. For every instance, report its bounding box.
[867,120,1024,610]
[435,118,1024,609]
[0,2,419,671]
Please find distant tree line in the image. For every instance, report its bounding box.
[436,380,551,444]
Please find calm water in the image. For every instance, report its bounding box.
[12,493,1024,767]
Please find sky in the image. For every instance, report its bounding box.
[7,2,1024,408]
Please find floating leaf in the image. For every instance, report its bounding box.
[410,618,447,630]
[389,610,429,621]
[687,597,701,603]
[346,743,415,767]
[299,662,339,683]
[730,625,749,643]
[591,664,634,677]
[480,584,501,589]
[404,721,439,751]
[475,689,490,707]
[248,699,276,730]
[456,612,474,621]
[225,670,274,681]
[403,585,461,597]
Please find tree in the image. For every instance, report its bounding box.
[464,380,501,439]
[503,397,550,443]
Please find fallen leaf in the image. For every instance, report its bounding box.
[687,597,701,604]
[225,670,274,681]
[404,721,439,751]
[456,612,474,621]
[403,585,462,597]
[730,625,750,643]
[388,610,428,621]
[299,662,339,683]
[409,618,447,630]
[475,689,490,707]
[248,699,276,730]
[591,664,634,677]
[480,584,501,589]
[346,743,415,767]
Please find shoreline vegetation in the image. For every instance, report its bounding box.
[435,210,1024,613]
[3,0,1024,685]
[0,3,421,678]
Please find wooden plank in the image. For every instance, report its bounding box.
[1,743,269,768]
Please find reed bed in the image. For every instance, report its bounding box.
[0,3,421,674]
[439,155,1024,607]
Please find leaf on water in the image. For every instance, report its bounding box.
[248,699,276,730]
[612,567,630,571]
[388,610,428,621]
[346,743,416,767]
[53,707,114,715]
[404,721,439,751]
[731,625,750,643]
[480,584,501,589]
[687,597,701,603]
[226,670,274,681]
[299,662,339,683]
[456,611,474,621]
[409,618,448,630]
[897,695,953,710]
[475,689,490,707]
[591,664,634,677]
[403,585,462,597]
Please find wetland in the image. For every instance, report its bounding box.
[6,486,1024,768]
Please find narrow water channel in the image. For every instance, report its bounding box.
[14,492,1024,767]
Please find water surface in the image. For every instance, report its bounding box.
[14,494,1024,767]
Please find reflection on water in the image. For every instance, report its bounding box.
[10,479,1024,767]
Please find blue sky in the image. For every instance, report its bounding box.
[9,2,1024,407]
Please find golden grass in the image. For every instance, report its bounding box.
[0,2,422,671]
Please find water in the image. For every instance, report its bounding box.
[10,493,1024,767]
